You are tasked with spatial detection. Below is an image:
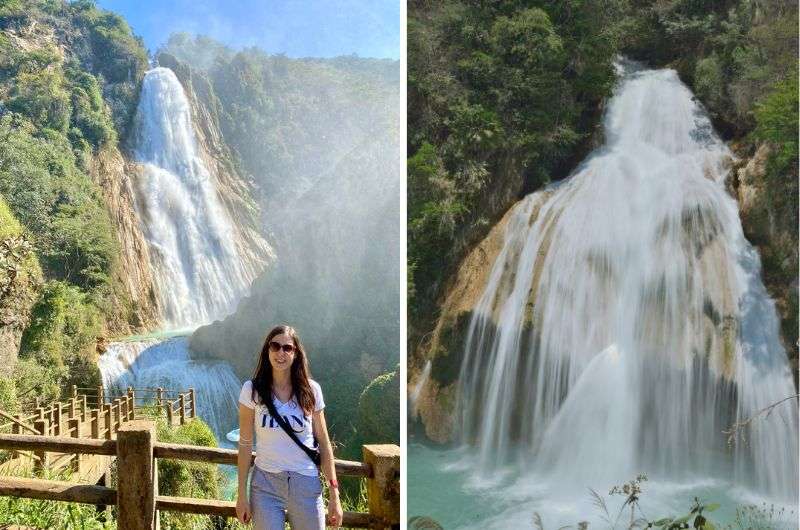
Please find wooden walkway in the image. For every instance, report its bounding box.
[0,386,196,484]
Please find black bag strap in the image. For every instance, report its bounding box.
[264,394,321,467]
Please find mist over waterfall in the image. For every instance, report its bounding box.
[457,62,798,501]
[130,67,257,329]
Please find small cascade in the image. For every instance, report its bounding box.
[456,61,798,501]
[99,337,241,442]
[130,67,257,329]
[410,360,432,418]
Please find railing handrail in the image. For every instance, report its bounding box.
[0,434,371,477]
[0,411,39,435]
[0,476,378,527]
[0,429,399,529]
[77,386,189,395]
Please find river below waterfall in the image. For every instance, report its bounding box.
[409,443,797,529]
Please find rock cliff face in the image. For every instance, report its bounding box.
[729,143,799,379]
[87,146,160,334]
[409,203,517,443]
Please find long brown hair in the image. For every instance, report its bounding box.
[251,325,316,415]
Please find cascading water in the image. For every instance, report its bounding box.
[130,67,256,329]
[99,67,259,444]
[410,360,431,419]
[451,61,797,516]
[98,338,241,438]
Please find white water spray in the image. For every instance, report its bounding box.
[457,63,798,500]
[130,67,256,329]
[410,360,432,418]
[99,337,241,439]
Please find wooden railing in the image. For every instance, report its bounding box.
[0,422,400,529]
[0,386,197,478]
[75,385,196,427]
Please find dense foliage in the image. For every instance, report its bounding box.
[408,0,628,325]
[20,281,103,398]
[0,115,117,290]
[154,416,226,530]
[356,367,400,445]
[0,0,149,401]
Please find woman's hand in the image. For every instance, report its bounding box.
[327,495,343,528]
[236,494,251,524]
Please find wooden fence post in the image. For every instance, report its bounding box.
[71,385,77,399]
[363,445,400,529]
[116,420,157,529]
[157,387,163,409]
[121,397,128,424]
[104,404,112,440]
[128,390,136,420]
[53,403,62,436]
[113,399,121,431]
[68,417,81,473]
[69,397,76,420]
[166,401,173,427]
[32,418,49,476]
[91,409,100,439]
[81,394,88,422]
[10,414,20,459]
[179,394,186,425]
[97,386,104,407]
[189,388,196,419]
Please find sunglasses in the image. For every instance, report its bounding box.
[268,341,295,354]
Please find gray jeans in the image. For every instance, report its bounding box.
[250,467,325,530]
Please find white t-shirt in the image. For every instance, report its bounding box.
[238,379,325,476]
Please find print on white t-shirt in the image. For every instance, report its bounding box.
[238,379,324,476]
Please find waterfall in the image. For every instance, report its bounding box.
[98,67,260,444]
[410,360,432,418]
[457,62,798,500]
[130,67,256,329]
[99,337,241,440]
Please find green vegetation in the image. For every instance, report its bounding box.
[357,367,400,445]
[0,0,148,133]
[408,0,627,325]
[0,0,150,404]
[154,416,227,530]
[622,0,796,137]
[0,194,42,317]
[0,467,115,529]
[19,281,103,400]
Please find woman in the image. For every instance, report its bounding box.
[236,325,344,529]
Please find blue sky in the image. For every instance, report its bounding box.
[96,0,400,59]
